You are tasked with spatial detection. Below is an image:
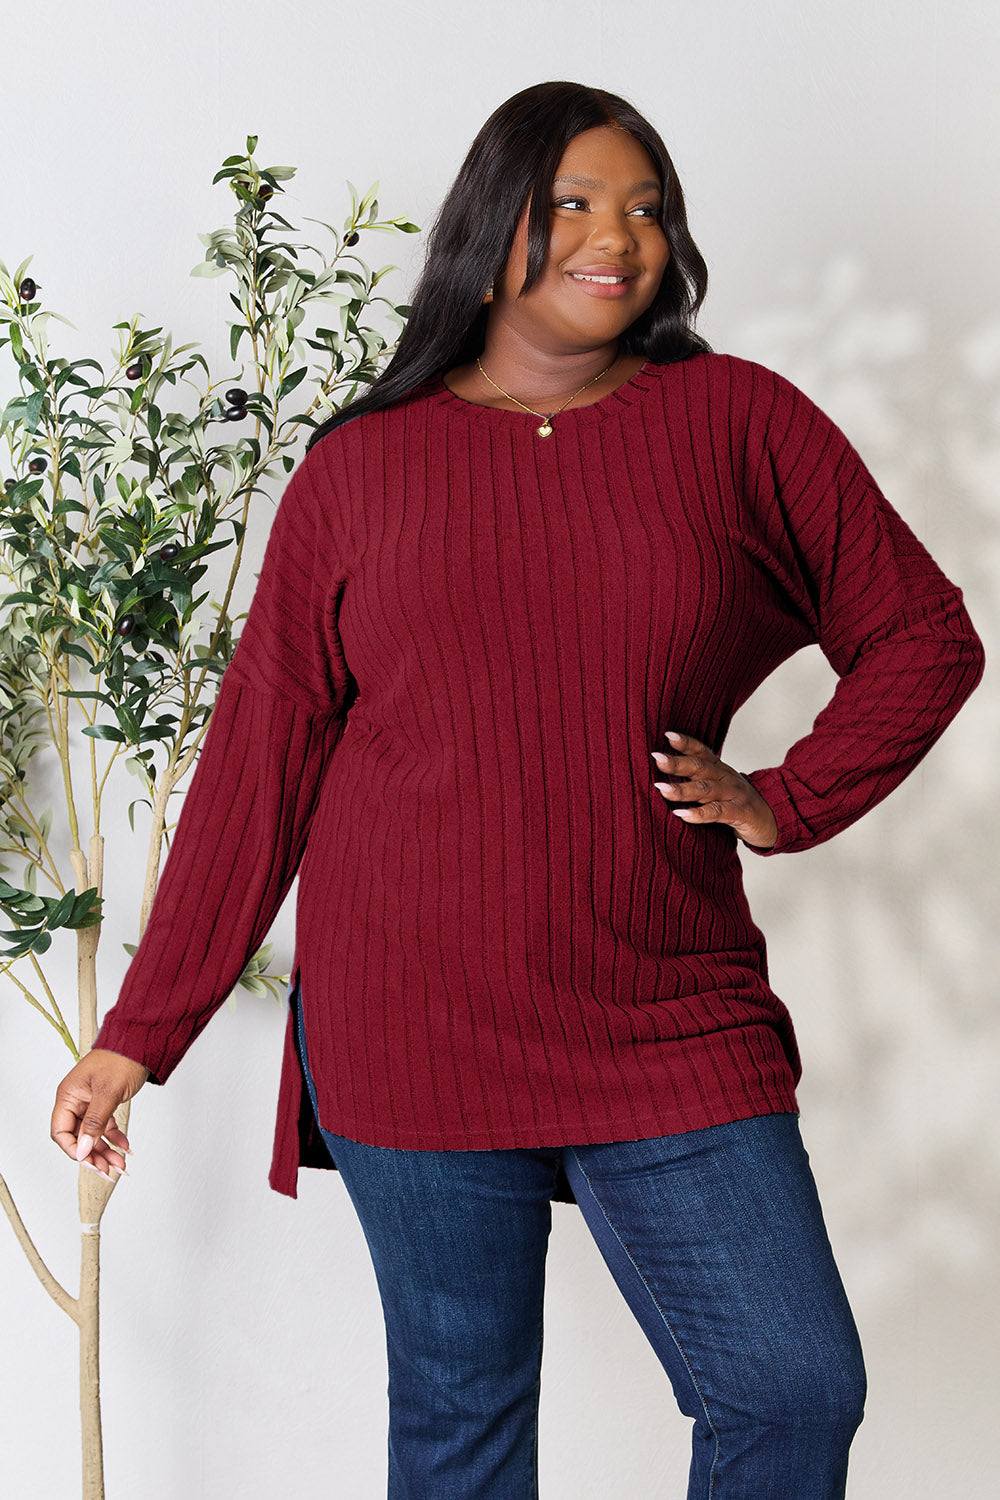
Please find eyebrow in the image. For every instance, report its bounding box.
[553,174,662,194]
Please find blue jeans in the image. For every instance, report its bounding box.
[294,980,866,1498]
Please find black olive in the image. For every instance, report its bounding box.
[224,388,248,407]
[28,458,47,473]
[224,407,245,422]
[258,184,274,201]
[4,478,16,493]
[19,278,37,301]
[126,363,143,380]
[158,543,180,561]
[116,615,136,637]
[345,232,359,247]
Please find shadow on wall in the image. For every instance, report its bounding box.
[720,251,999,1315]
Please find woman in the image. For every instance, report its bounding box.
[51,81,985,1498]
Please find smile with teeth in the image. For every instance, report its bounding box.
[570,273,630,283]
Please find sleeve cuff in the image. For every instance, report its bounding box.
[91,1019,172,1086]
[739,767,802,856]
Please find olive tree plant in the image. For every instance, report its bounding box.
[0,135,417,1500]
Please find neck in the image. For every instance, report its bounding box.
[477,327,620,404]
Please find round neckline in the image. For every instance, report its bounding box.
[421,357,662,430]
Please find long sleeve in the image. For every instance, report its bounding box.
[739,366,985,855]
[92,445,355,1081]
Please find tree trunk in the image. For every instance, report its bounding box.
[78,1190,104,1500]
[71,835,113,1500]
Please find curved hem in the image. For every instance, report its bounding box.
[302,1090,801,1155]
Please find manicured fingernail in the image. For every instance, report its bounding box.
[651,751,668,764]
[80,1160,107,1177]
[672,808,692,818]
[665,731,682,743]
[76,1134,95,1161]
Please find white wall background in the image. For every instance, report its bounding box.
[2,2,997,1495]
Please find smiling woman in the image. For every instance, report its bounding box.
[61,78,985,1500]
[303,79,712,448]
[438,124,675,422]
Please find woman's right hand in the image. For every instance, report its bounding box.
[50,1050,151,1179]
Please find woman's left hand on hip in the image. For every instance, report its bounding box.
[652,731,778,849]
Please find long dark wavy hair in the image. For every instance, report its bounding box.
[305,80,711,452]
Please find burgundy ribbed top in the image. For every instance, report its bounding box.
[92,352,985,1200]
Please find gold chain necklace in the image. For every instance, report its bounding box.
[475,354,618,438]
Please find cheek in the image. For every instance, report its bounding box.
[540,221,581,280]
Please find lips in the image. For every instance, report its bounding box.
[567,266,638,282]
[565,268,637,300]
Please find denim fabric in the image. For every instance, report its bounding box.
[293,977,865,1499]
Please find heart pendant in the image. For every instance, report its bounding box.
[537,422,553,437]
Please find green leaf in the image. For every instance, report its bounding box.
[276,367,307,402]
[13,896,46,917]
[127,797,152,832]
[81,723,127,742]
[60,641,95,664]
[68,888,100,924]
[24,391,45,431]
[47,889,77,928]
[115,703,140,739]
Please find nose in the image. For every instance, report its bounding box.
[585,210,638,254]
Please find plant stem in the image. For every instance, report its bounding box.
[138,767,180,933]
[0,1171,78,1318]
[49,660,82,851]
[69,837,103,1055]
[0,966,77,1051]
[28,949,75,1048]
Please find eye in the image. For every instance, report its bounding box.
[551,197,661,218]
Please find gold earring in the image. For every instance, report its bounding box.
[483,282,494,304]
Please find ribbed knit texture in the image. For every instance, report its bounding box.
[93,352,985,1201]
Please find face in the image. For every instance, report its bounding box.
[492,124,671,351]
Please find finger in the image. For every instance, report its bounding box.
[651,750,706,778]
[101,1117,133,1154]
[654,777,707,803]
[80,1156,117,1180]
[51,1096,87,1160]
[75,1092,126,1163]
[664,730,712,758]
[88,1150,128,1178]
[95,1130,130,1172]
[671,799,725,823]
